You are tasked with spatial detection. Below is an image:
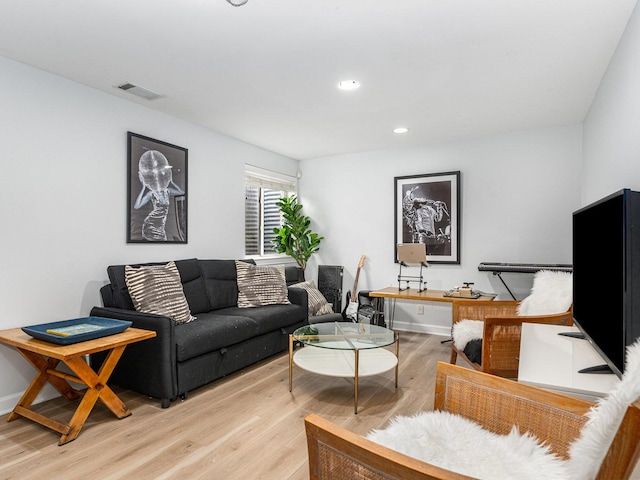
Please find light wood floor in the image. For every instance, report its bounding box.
[0,332,451,479]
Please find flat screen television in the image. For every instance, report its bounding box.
[572,188,640,377]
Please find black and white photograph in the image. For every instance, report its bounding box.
[127,132,188,243]
[394,171,460,264]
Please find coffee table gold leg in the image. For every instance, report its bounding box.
[354,349,359,414]
[395,332,400,388]
[289,334,293,392]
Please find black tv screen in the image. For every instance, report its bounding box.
[572,189,640,376]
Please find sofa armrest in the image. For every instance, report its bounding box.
[288,286,308,308]
[90,306,177,406]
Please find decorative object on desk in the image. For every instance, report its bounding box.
[271,195,323,272]
[127,132,187,244]
[396,243,428,291]
[444,282,483,298]
[394,171,460,264]
[22,317,132,345]
[343,255,366,321]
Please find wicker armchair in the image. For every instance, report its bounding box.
[449,298,572,378]
[305,362,640,480]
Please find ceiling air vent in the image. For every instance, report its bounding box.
[116,82,164,101]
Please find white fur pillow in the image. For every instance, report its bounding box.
[366,411,567,479]
[517,270,572,316]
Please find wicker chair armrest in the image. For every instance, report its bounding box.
[434,362,592,458]
[305,413,475,480]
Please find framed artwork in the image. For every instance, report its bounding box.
[127,132,188,243]
[394,171,460,264]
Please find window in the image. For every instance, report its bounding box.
[245,165,297,257]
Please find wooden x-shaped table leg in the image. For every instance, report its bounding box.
[9,346,130,445]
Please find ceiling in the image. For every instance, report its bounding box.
[1,1,637,160]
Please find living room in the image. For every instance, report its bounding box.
[1,0,640,477]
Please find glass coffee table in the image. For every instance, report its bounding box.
[289,322,399,414]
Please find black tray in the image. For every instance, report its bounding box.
[22,317,132,345]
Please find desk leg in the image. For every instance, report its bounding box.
[389,298,396,330]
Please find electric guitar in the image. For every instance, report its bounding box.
[343,255,366,321]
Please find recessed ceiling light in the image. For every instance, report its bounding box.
[338,80,360,91]
[393,127,409,134]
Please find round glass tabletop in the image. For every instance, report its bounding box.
[292,322,396,350]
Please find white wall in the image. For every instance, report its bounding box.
[583,3,640,203]
[300,125,582,334]
[0,56,299,413]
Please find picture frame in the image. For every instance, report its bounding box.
[127,132,188,243]
[394,171,460,264]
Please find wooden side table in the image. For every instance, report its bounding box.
[0,326,155,445]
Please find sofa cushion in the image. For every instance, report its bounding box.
[235,261,290,308]
[174,313,259,361]
[290,281,334,316]
[200,259,255,310]
[215,303,307,335]
[125,261,196,325]
[174,259,211,314]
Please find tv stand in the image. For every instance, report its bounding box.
[519,324,619,401]
[579,364,614,374]
[558,331,585,339]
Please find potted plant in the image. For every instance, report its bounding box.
[271,195,324,272]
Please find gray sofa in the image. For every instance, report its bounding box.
[90,258,309,407]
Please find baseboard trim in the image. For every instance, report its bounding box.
[391,321,450,337]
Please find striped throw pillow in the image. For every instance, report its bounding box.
[125,261,196,325]
[235,261,291,308]
[290,280,334,316]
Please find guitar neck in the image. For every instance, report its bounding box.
[351,270,361,300]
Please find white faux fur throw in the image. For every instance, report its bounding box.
[367,339,640,480]
[452,319,483,351]
[366,411,568,479]
[566,340,640,480]
[516,270,572,316]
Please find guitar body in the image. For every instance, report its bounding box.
[342,255,366,321]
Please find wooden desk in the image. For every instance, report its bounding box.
[518,323,619,401]
[369,287,495,329]
[0,327,155,445]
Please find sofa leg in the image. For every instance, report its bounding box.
[161,398,170,409]
[180,392,188,401]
